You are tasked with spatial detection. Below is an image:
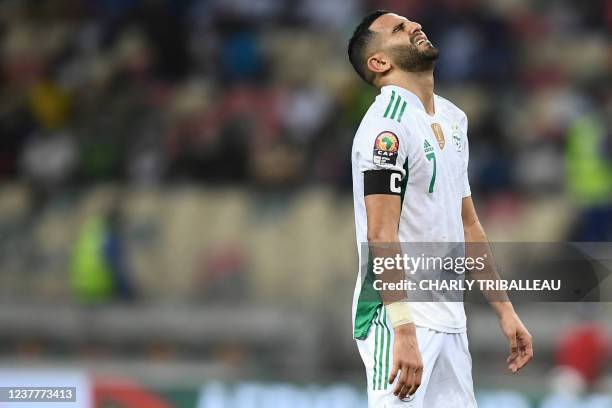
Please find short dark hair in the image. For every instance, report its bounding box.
[348,10,391,86]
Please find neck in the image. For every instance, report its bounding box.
[378,70,435,115]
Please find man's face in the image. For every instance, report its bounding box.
[369,13,439,73]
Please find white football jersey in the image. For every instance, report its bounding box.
[352,85,471,339]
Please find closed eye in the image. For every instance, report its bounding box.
[392,23,404,34]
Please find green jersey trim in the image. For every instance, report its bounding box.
[383,90,396,118]
[383,91,408,122]
[353,253,382,339]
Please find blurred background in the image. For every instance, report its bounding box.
[0,0,611,406]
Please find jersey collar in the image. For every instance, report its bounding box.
[380,85,435,117]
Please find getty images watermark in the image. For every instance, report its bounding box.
[360,242,612,302]
[371,253,561,292]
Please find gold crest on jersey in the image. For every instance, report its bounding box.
[430,123,445,150]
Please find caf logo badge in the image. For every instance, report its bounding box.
[373,131,399,166]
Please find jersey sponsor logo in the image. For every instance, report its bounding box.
[423,139,434,154]
[431,123,445,149]
[373,131,399,166]
[451,124,462,152]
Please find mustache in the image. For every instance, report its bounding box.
[410,32,429,46]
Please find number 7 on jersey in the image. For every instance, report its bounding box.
[426,152,436,193]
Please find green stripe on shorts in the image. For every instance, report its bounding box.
[373,311,380,390]
[373,309,390,390]
[378,312,386,390]
[372,308,392,391]
[383,308,391,390]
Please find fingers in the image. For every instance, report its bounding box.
[508,332,534,373]
[397,371,413,400]
[388,362,399,385]
[508,331,518,356]
[396,384,410,401]
[407,366,423,396]
[392,365,423,400]
[506,330,519,373]
[511,352,530,372]
[524,335,534,360]
[515,334,534,371]
[393,365,409,397]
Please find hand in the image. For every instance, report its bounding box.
[498,311,533,373]
[388,324,423,400]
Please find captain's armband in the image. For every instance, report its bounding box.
[364,170,403,196]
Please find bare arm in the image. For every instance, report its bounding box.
[462,196,534,373]
[462,196,512,317]
[365,194,423,399]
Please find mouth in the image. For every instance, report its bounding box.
[414,34,429,46]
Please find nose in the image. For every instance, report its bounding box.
[407,21,422,34]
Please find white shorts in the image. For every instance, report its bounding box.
[356,307,477,408]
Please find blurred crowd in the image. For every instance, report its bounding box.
[1,0,610,200]
[0,1,611,390]
[0,0,611,280]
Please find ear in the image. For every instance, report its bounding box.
[367,52,391,76]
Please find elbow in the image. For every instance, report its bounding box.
[367,228,398,243]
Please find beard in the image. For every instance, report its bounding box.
[390,42,439,73]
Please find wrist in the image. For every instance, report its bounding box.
[394,322,416,335]
[493,301,516,319]
[385,302,413,328]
